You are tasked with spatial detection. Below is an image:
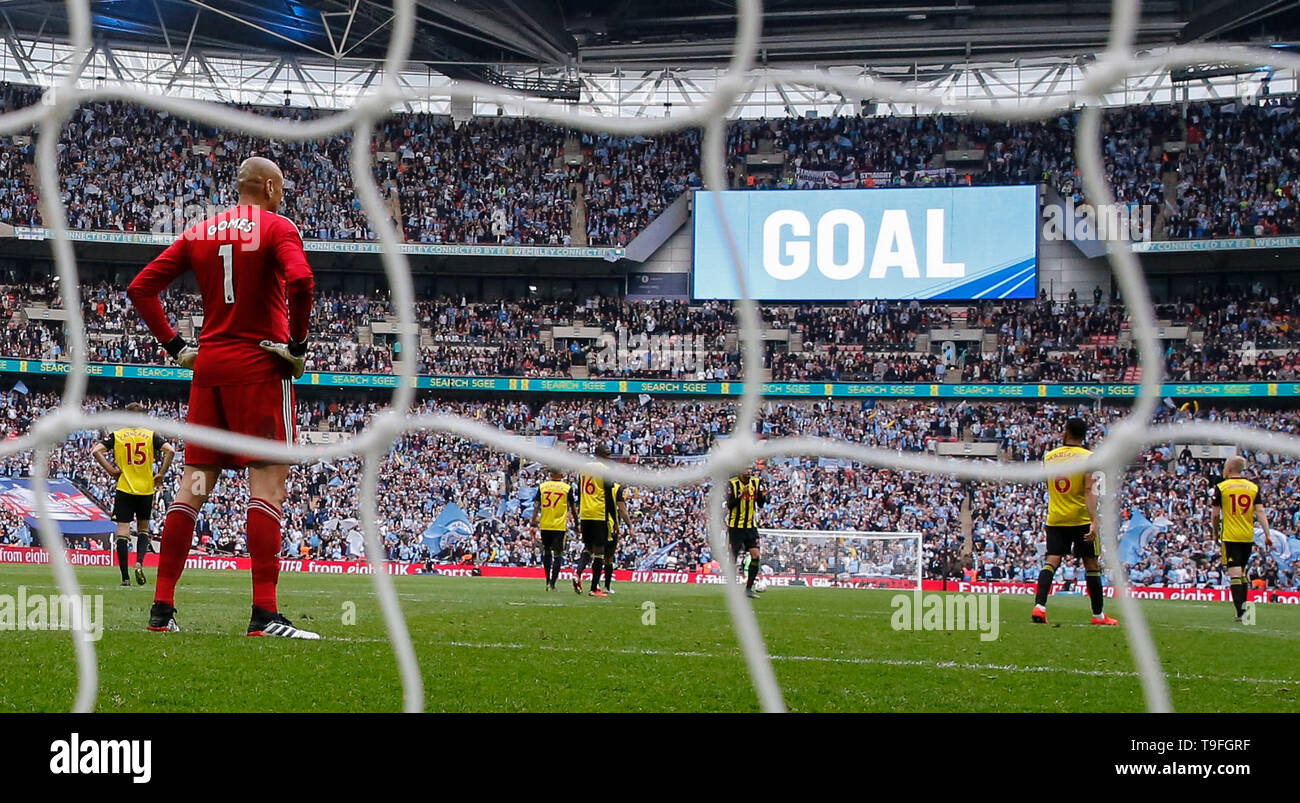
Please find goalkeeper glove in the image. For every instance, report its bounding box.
[260,339,308,379]
[162,335,198,370]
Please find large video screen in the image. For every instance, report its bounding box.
[692,185,1038,300]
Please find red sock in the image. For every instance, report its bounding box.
[154,502,197,607]
[247,498,282,613]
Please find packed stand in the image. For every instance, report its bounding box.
[0,81,1297,246]
[1,389,1296,591]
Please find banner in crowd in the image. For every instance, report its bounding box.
[5,358,1300,399]
[693,186,1038,301]
[2,547,1297,604]
[421,503,473,554]
[8,227,622,260]
[1132,235,1300,253]
[0,480,116,536]
[943,579,1300,604]
[794,167,957,190]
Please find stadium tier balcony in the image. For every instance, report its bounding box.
[10,285,1300,382]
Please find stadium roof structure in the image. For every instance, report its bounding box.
[0,1,1298,114]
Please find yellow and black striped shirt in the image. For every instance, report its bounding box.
[727,476,764,529]
[606,483,624,529]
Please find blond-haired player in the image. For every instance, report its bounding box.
[1211,455,1273,622]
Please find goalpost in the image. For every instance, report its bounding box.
[756,529,923,591]
[20,0,1281,714]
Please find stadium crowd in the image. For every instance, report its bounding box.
[1,388,1296,592]
[10,283,1300,382]
[1,81,1299,246]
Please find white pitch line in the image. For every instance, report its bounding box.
[66,625,1297,689]
[339,636,1294,688]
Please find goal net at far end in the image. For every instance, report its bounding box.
[755,530,923,591]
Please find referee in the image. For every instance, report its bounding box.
[726,464,767,599]
[91,403,176,587]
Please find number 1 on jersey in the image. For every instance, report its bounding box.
[219,243,234,303]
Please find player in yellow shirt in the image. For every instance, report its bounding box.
[1211,455,1274,622]
[91,403,176,587]
[1032,417,1117,626]
[600,481,632,594]
[574,445,614,597]
[531,469,576,591]
[727,465,767,599]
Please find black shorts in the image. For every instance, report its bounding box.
[604,525,618,556]
[539,529,565,552]
[1045,524,1097,559]
[112,490,154,524]
[1222,540,1253,569]
[729,527,759,555]
[580,520,608,552]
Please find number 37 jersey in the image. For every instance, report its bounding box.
[1213,478,1261,543]
[129,206,314,387]
[1044,445,1093,527]
[537,480,574,530]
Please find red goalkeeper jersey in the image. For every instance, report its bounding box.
[127,205,314,387]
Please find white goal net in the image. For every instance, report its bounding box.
[758,530,923,592]
[8,0,1300,714]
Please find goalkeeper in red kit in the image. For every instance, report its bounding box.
[127,156,320,639]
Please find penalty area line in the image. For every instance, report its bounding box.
[86,627,1295,688]
[313,636,1291,687]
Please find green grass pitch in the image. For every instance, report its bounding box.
[0,563,1296,712]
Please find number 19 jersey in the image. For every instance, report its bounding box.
[1213,478,1260,543]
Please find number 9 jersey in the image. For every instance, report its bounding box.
[1044,444,1093,527]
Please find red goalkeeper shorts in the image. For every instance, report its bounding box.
[185,377,296,469]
